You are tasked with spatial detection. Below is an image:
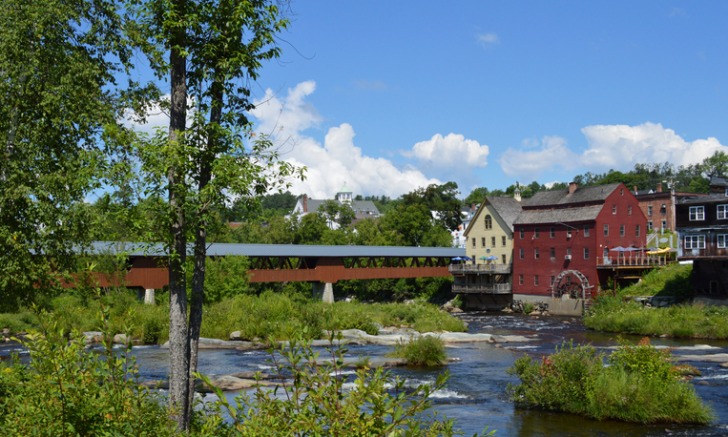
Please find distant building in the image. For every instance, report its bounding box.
[292,188,380,227]
[675,176,728,297]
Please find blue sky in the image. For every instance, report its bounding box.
[135,1,728,200]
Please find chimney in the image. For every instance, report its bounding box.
[514,185,522,202]
[633,185,638,194]
[302,194,308,213]
[657,182,663,193]
[568,182,577,195]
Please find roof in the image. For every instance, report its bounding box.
[463,195,522,235]
[300,198,380,215]
[522,183,622,208]
[678,193,728,205]
[87,241,462,258]
[514,204,603,225]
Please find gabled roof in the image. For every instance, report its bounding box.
[464,196,522,235]
[522,183,622,208]
[514,204,602,225]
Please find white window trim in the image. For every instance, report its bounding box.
[689,206,705,221]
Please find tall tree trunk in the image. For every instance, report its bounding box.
[187,78,223,408]
[167,0,190,429]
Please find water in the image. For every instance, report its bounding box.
[3,313,727,436]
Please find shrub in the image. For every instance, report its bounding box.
[507,340,714,424]
[390,335,447,367]
[0,310,176,435]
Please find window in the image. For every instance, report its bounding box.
[484,215,492,230]
[684,235,706,249]
[661,220,667,230]
[534,248,540,259]
[647,205,653,217]
[566,247,572,256]
[519,229,525,239]
[491,236,496,247]
[501,254,507,264]
[502,236,506,246]
[718,234,728,249]
[689,206,705,221]
[648,220,653,231]
[549,247,556,259]
[519,248,524,259]
[583,225,590,237]
[635,225,641,237]
[660,204,667,214]
[534,275,539,286]
[519,274,524,285]
[534,228,540,239]
[481,237,486,247]
[550,227,555,238]
[603,224,609,237]
[718,204,728,220]
[620,224,625,237]
[628,205,632,215]
[612,204,617,215]
[471,238,476,248]
[583,247,589,259]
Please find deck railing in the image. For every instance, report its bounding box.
[449,263,511,274]
[452,283,512,294]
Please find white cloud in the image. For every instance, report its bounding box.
[499,135,577,179]
[498,122,728,183]
[409,133,489,168]
[250,82,440,198]
[477,32,500,47]
[581,122,728,169]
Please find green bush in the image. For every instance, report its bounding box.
[0,311,176,435]
[585,295,728,339]
[507,340,714,424]
[390,335,447,367]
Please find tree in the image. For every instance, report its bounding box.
[402,182,462,230]
[463,187,489,205]
[128,0,301,429]
[0,0,130,311]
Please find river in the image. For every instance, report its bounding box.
[3,312,728,436]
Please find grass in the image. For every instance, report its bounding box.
[0,289,466,344]
[388,335,447,367]
[585,263,728,339]
[508,340,714,425]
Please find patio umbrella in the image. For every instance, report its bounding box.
[486,255,498,261]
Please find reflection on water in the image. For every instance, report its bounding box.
[2,312,727,436]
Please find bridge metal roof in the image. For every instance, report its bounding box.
[89,241,465,258]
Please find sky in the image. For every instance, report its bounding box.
[135,1,728,200]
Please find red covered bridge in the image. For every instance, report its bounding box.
[86,242,464,302]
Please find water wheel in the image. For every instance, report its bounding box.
[552,270,592,300]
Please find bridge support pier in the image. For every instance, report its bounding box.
[312,282,334,303]
[144,288,156,305]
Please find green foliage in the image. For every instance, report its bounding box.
[616,263,693,300]
[507,341,713,424]
[585,263,728,339]
[585,296,728,339]
[200,335,488,436]
[200,256,251,303]
[390,335,447,367]
[203,293,466,341]
[0,0,132,312]
[0,310,175,436]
